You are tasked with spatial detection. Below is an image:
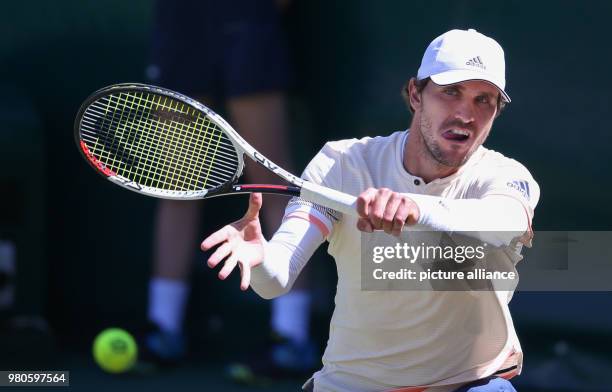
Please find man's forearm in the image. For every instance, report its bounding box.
[407,194,530,247]
[250,217,324,299]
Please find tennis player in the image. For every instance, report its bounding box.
[202,29,539,392]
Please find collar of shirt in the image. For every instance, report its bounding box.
[396,129,486,192]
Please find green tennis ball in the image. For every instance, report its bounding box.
[92,328,138,373]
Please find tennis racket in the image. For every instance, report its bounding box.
[74,83,358,216]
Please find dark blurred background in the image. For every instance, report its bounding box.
[0,0,610,391]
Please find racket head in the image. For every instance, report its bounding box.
[74,83,245,200]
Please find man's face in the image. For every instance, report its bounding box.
[415,80,500,167]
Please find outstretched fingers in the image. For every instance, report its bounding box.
[202,193,265,291]
[238,261,251,291]
[244,192,263,220]
[207,242,232,268]
[201,225,235,251]
[218,253,238,280]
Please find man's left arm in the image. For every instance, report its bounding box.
[356,169,540,247]
[409,193,532,247]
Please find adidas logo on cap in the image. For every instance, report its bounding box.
[466,56,486,70]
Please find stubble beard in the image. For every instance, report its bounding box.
[418,111,486,168]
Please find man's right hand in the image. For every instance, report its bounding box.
[356,187,420,237]
[200,193,266,291]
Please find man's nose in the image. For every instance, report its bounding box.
[454,100,475,124]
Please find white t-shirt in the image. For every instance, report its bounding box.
[291,130,540,391]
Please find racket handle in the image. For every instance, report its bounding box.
[300,181,358,217]
[301,182,434,232]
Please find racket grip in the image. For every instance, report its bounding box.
[300,181,359,217]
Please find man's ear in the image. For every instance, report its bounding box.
[408,78,422,112]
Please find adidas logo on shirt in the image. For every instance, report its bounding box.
[466,56,486,70]
[507,180,531,200]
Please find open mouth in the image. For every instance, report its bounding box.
[442,129,470,142]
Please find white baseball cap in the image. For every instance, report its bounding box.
[417,29,510,103]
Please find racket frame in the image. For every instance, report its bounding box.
[75,83,357,215]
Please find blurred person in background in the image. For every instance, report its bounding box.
[142,0,316,381]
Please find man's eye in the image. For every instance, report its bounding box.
[476,96,491,104]
[443,88,458,96]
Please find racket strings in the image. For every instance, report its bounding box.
[82,106,239,177]
[81,96,213,190]
[81,93,229,189]
[80,92,240,191]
